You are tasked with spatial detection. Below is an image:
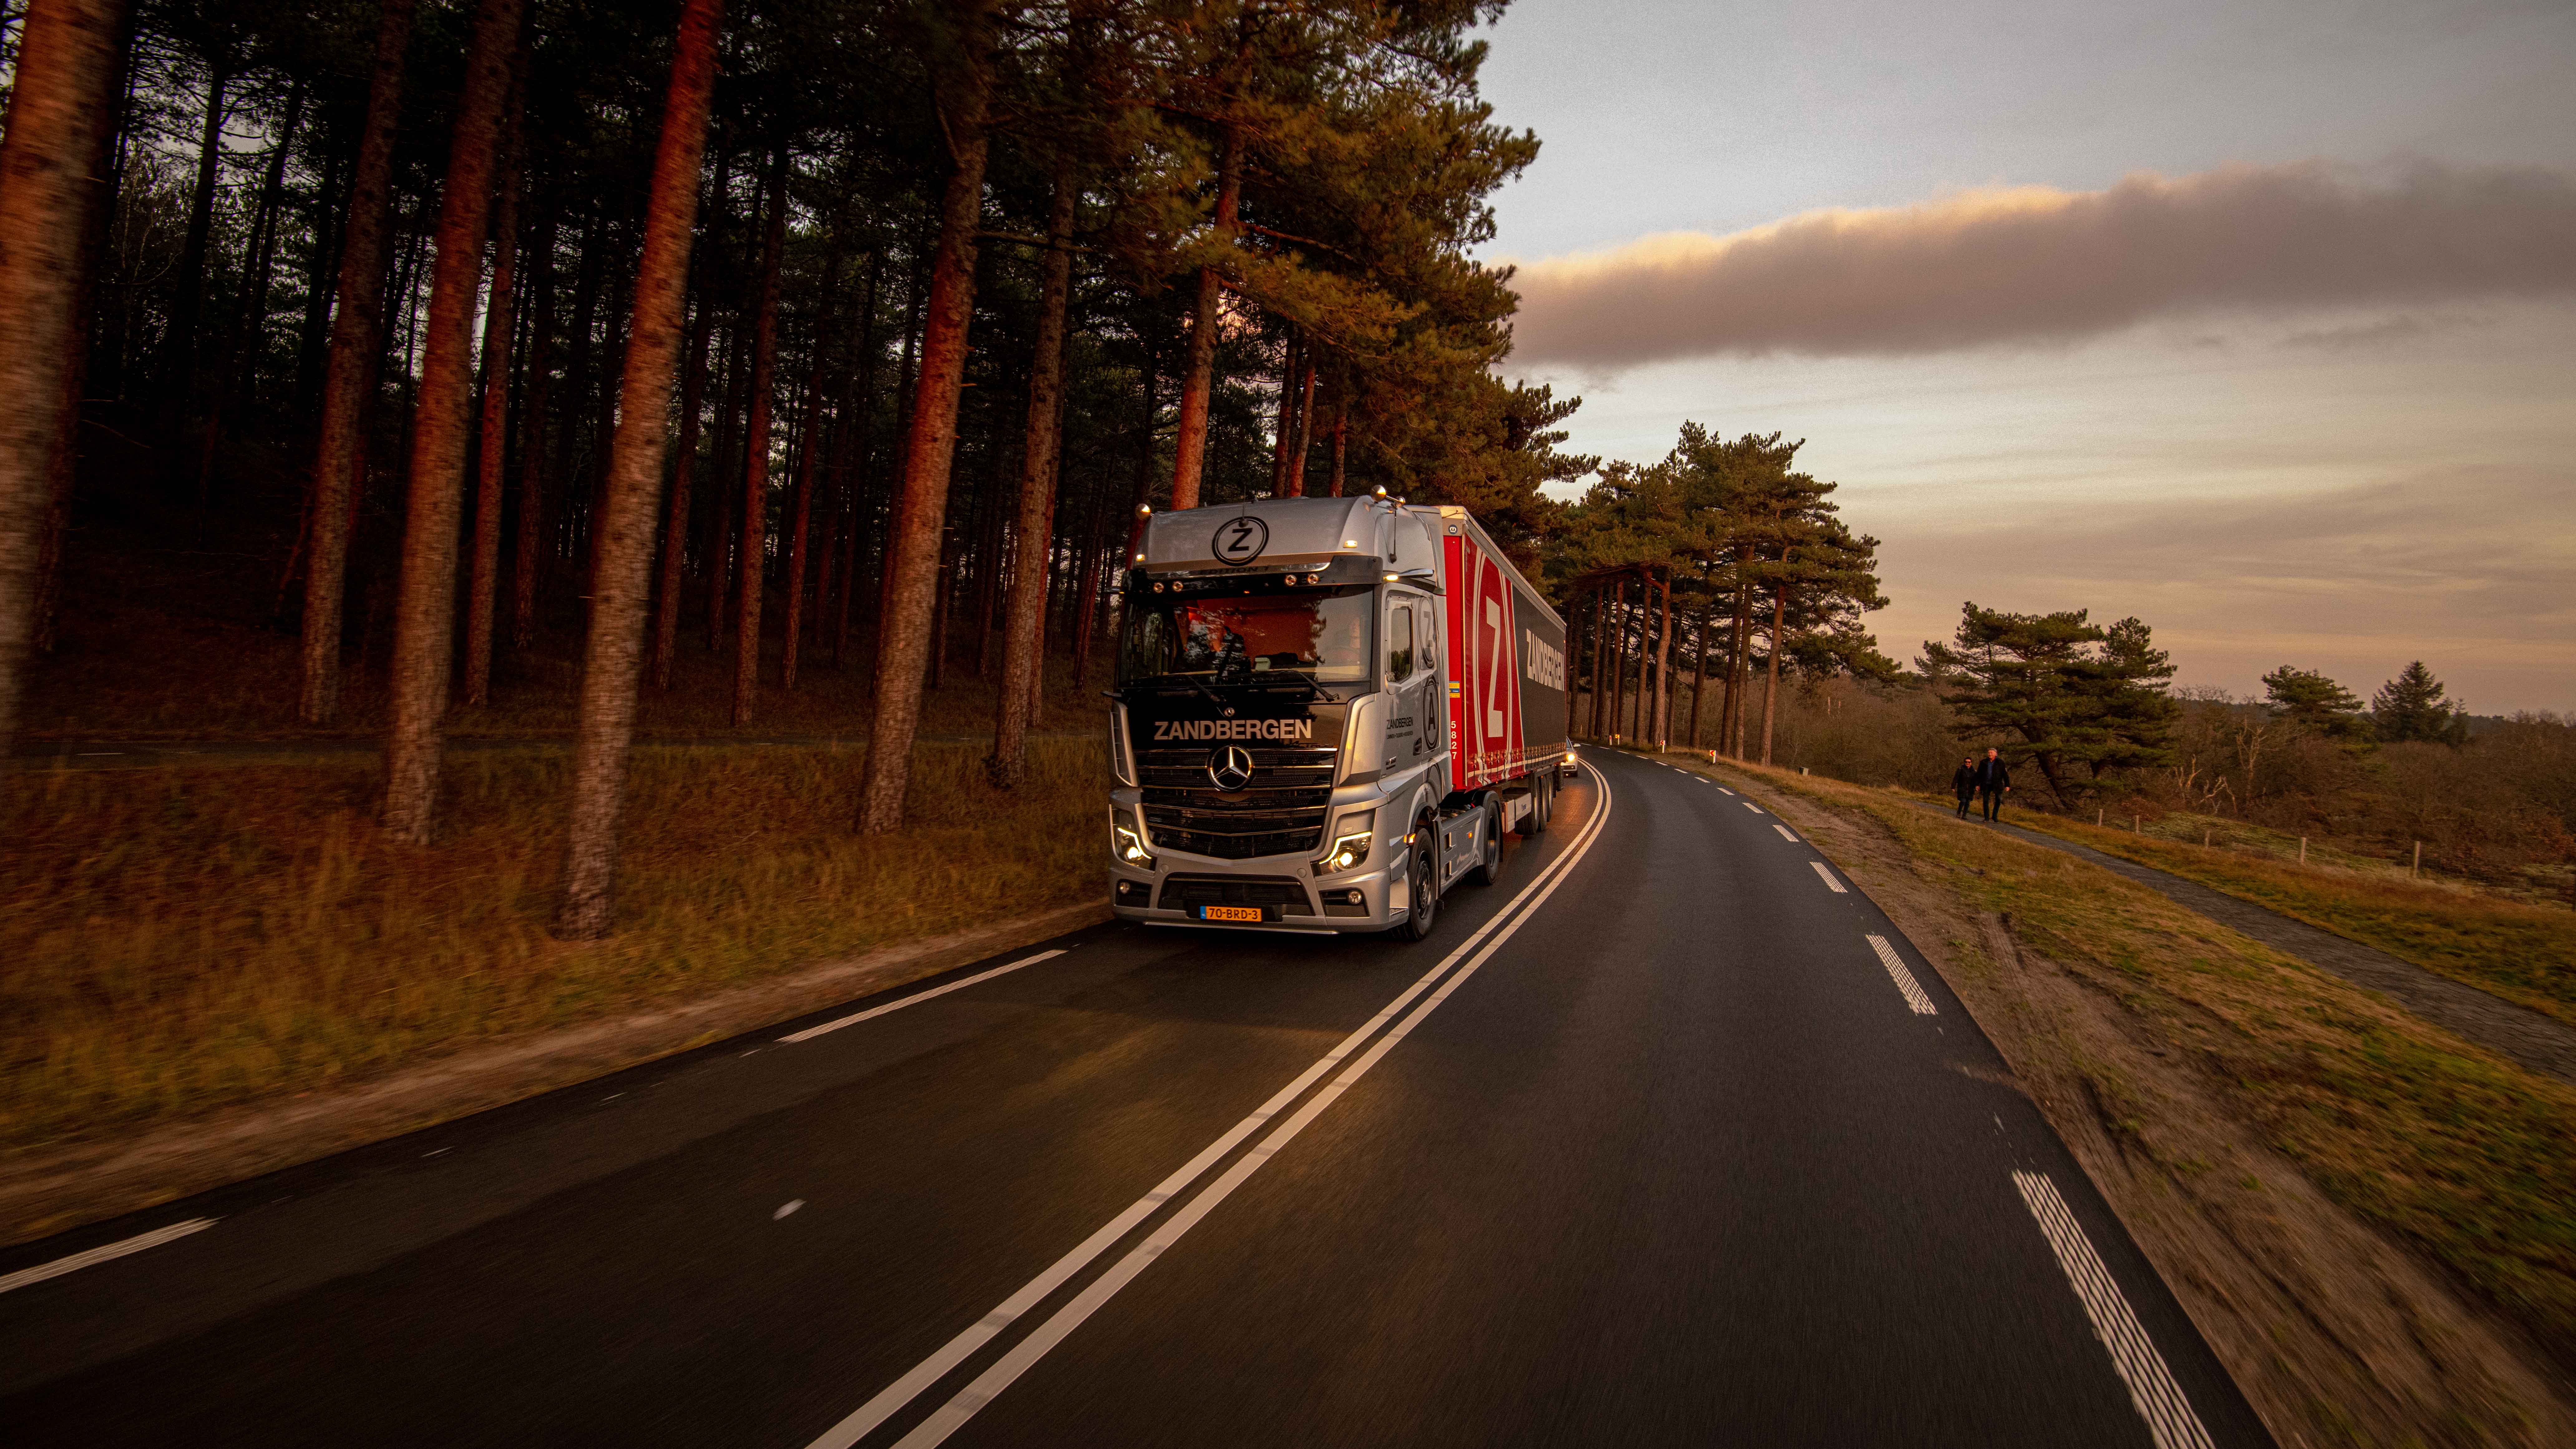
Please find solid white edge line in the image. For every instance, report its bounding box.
[1866,933,1937,1015]
[780,951,1067,1043]
[801,768,1614,1449]
[1810,860,1848,893]
[2012,1171,2215,1449]
[1772,824,1798,842]
[889,772,1618,1449]
[0,1218,217,1295]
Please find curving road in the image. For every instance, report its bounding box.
[0,747,2270,1447]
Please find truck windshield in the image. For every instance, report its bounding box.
[1120,590,1375,686]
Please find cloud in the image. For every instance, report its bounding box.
[1870,464,2576,709]
[1505,161,2576,368]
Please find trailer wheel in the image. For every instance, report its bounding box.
[1521,772,1551,836]
[1393,823,1441,942]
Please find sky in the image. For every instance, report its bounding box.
[1471,0,2576,713]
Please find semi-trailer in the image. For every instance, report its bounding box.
[1106,492,1572,940]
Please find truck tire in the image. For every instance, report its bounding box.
[1393,824,1441,942]
[1521,772,1551,836]
[1464,795,1502,886]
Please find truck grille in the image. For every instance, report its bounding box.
[1156,875,1315,916]
[1138,744,1335,860]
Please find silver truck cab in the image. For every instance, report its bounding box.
[1106,495,1473,937]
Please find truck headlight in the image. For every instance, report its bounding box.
[1112,809,1156,870]
[1313,809,1375,876]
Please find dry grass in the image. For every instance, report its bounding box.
[1681,755,2576,1378]
[2007,809,2576,1028]
[0,738,1105,1153]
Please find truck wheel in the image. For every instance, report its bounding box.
[1521,773,1551,836]
[1393,827,1440,942]
[1464,796,1502,887]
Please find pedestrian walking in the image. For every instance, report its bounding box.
[1951,756,1977,818]
[1973,747,2012,822]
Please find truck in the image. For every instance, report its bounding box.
[1106,493,1572,941]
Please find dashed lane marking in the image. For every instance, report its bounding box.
[1772,824,1798,842]
[1866,934,1936,1014]
[1,1218,217,1295]
[2013,1171,2214,1449]
[1742,801,1763,814]
[1810,861,1847,893]
[780,951,1067,1043]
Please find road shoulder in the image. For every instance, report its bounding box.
[0,902,1107,1249]
[1657,751,2576,1449]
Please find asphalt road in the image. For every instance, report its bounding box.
[0,747,2271,1447]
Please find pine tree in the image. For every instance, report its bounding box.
[1921,604,2176,806]
[2372,661,2468,745]
[554,0,724,938]
[2261,664,2369,743]
[0,0,130,792]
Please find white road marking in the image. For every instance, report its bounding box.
[1867,934,1936,1015]
[2013,1171,2214,1449]
[0,1218,216,1295]
[780,950,1067,1043]
[774,1200,804,1220]
[1718,787,1734,795]
[1742,801,1763,814]
[1772,824,1798,842]
[1810,861,1847,893]
[806,771,1617,1449]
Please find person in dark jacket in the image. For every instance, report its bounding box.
[1951,757,1977,818]
[1973,748,2012,821]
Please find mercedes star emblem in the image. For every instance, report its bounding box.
[1207,745,1255,792]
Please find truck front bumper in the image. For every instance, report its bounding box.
[1110,859,1398,933]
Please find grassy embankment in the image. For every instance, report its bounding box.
[0,738,1104,1154]
[2002,808,2576,1028]
[1666,753,2576,1437]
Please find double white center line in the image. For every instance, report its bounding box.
[805,771,1619,1449]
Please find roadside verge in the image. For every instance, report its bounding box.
[0,900,1109,1247]
[1669,752,2576,1449]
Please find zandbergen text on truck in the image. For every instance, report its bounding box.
[1105,494,1573,941]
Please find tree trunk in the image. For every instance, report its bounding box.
[830,250,881,666]
[1327,392,1346,497]
[553,0,723,938]
[510,211,557,649]
[1267,331,1296,496]
[1687,601,1708,748]
[198,74,300,489]
[0,0,129,787]
[1759,579,1787,766]
[1284,355,1314,497]
[1576,575,1597,732]
[1608,578,1628,740]
[780,246,843,693]
[704,313,743,651]
[1166,121,1240,512]
[989,168,1076,788]
[29,8,127,660]
[159,61,227,421]
[293,122,349,412]
[856,1,997,833]
[1652,569,1673,747]
[379,0,523,845]
[297,0,417,725]
[728,148,787,726]
[650,286,713,689]
[462,55,525,708]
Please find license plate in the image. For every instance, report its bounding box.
[1200,905,1264,923]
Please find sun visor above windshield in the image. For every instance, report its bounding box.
[1137,495,1418,576]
